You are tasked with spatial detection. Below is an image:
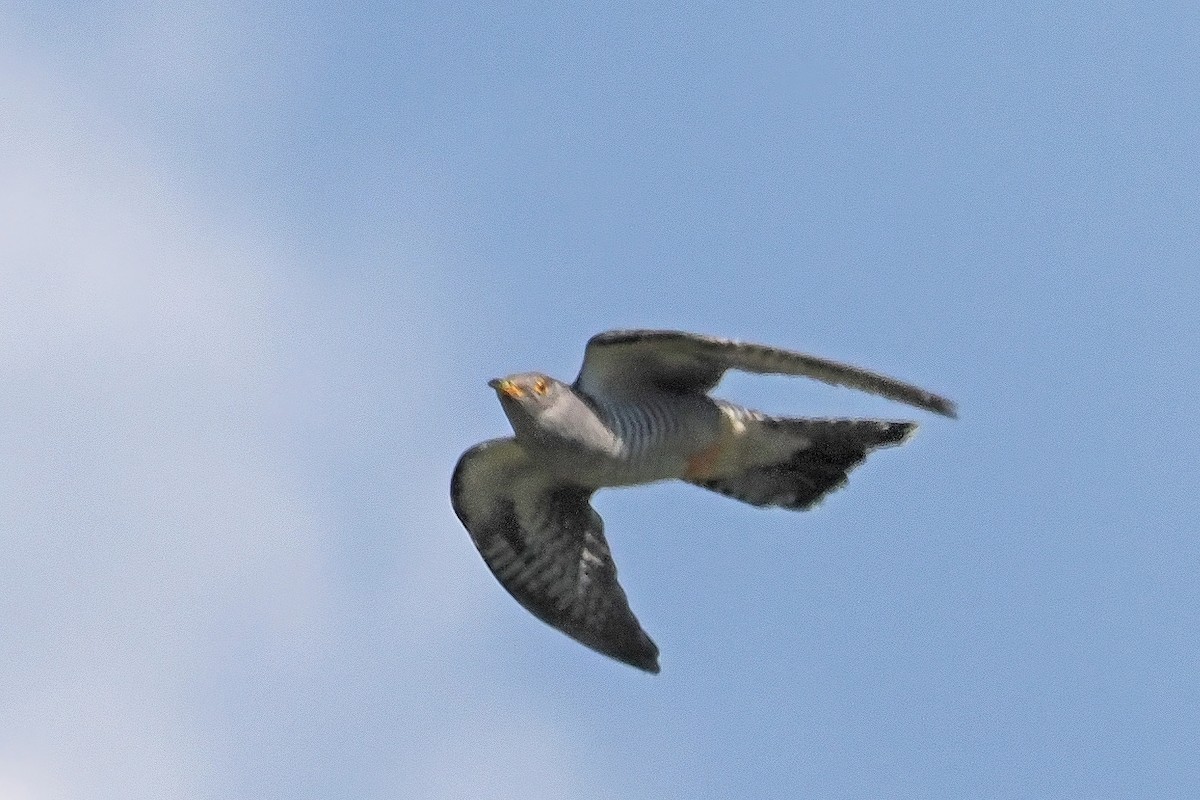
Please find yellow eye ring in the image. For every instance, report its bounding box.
[533,378,549,395]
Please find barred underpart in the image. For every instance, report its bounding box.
[589,393,693,484]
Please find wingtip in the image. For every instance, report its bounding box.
[936,399,959,419]
[635,651,661,674]
[613,632,661,674]
[627,656,660,674]
[921,392,958,419]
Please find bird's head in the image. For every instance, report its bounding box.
[489,373,602,449]
[488,372,567,415]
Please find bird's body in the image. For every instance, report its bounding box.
[453,329,956,673]
[505,378,725,488]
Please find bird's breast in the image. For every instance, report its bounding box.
[507,389,724,489]
[578,393,723,487]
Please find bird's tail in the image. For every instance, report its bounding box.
[687,416,916,510]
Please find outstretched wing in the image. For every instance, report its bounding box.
[574,329,957,418]
[451,438,660,673]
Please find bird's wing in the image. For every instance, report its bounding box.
[451,438,660,673]
[574,329,957,418]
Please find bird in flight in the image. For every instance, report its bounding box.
[452,329,955,673]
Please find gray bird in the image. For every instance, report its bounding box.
[452,329,956,673]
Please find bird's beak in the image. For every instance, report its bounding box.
[488,378,525,399]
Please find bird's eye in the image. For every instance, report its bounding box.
[533,378,549,395]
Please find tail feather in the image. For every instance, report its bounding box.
[690,417,915,510]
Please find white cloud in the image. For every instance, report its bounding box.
[0,18,589,800]
[0,46,333,800]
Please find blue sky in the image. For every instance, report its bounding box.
[2,2,1198,798]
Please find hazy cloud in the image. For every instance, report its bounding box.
[0,27,585,799]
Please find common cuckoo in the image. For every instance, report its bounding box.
[452,329,955,673]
